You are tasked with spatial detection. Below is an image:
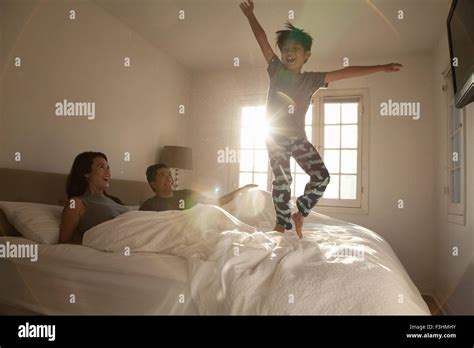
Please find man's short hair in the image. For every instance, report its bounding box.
[145,163,169,191]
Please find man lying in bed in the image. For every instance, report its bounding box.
[139,164,256,212]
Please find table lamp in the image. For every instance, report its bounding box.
[159,146,193,190]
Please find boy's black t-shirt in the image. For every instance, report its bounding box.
[266,54,328,138]
[139,189,211,212]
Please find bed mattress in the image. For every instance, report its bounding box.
[0,236,198,315]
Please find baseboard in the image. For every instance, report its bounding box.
[432,289,453,315]
[0,300,40,315]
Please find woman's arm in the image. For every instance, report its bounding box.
[58,197,85,244]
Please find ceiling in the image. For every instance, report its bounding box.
[29,0,457,73]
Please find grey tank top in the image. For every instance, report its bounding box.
[74,192,129,242]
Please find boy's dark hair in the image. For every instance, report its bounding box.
[276,21,313,60]
[146,163,169,191]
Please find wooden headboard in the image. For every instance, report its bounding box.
[0,168,152,206]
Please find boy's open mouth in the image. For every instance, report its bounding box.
[286,57,296,64]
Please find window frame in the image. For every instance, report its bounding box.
[230,95,271,192]
[312,88,370,214]
[444,68,466,225]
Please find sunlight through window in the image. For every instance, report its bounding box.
[239,106,269,190]
[238,105,314,197]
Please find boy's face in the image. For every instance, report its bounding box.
[281,40,311,72]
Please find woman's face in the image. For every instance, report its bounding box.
[86,156,111,192]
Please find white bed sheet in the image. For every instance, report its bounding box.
[0,189,430,315]
[0,236,198,315]
[81,190,430,315]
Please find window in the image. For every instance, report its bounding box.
[313,89,369,213]
[234,89,369,215]
[238,105,270,190]
[317,97,361,207]
[445,69,466,225]
[237,105,314,195]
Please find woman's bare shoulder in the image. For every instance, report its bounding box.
[63,197,86,214]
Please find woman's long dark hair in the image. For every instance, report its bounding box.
[66,151,123,205]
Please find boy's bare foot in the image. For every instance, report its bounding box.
[292,212,304,239]
[273,224,285,233]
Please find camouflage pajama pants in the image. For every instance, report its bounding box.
[266,134,330,230]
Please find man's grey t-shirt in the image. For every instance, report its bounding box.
[266,54,328,138]
[139,189,210,212]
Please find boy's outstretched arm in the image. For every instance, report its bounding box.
[240,0,275,64]
[324,63,403,83]
[195,184,258,207]
[216,184,258,206]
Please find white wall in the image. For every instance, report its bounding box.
[0,3,4,169]
[433,31,474,315]
[189,52,437,293]
[0,0,192,184]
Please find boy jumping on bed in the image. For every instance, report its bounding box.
[240,0,402,238]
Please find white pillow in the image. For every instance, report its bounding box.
[0,201,62,244]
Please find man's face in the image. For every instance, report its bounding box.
[152,167,174,194]
[281,40,311,71]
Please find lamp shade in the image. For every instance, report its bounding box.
[159,146,193,170]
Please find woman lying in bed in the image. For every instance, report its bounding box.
[59,152,128,244]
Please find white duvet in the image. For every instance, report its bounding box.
[83,189,430,315]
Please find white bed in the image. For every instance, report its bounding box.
[0,189,430,315]
[0,236,198,315]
